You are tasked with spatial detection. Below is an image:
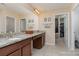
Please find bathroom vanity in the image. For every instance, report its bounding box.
[0,38,32,56]
[0,32,45,56]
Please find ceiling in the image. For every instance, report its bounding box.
[0,3,33,15]
[28,3,74,13]
[0,3,74,15]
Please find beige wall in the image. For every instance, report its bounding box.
[38,12,55,45]
[26,13,39,31]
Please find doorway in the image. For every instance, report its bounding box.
[55,15,66,48]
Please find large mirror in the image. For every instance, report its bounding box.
[6,16,15,33]
[20,19,26,32]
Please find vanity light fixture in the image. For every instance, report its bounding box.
[27,4,40,15]
[34,8,40,15]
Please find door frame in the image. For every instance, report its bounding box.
[54,12,70,48]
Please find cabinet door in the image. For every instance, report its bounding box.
[42,33,45,46]
[22,43,31,56]
[33,37,42,49]
[9,49,21,56]
[0,42,19,56]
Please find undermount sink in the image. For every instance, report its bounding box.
[8,38,22,40]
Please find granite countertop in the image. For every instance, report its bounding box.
[0,31,44,48]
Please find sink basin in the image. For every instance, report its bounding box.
[8,38,21,40]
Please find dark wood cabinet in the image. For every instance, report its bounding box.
[0,41,19,56]
[42,33,45,46]
[33,37,42,49]
[0,32,45,56]
[33,33,45,49]
[8,49,21,56]
[0,38,32,56]
[22,43,31,56]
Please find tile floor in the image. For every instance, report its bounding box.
[32,45,79,56]
[32,37,79,56]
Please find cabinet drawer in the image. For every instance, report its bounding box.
[0,38,32,56]
[8,49,21,56]
[0,43,19,56]
[33,34,42,40]
[22,43,31,56]
[18,39,31,48]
